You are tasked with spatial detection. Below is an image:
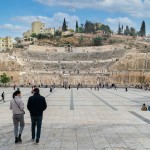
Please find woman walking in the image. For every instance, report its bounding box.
[10,90,25,143]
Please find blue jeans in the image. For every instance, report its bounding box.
[31,116,42,140]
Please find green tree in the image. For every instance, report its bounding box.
[99,24,111,34]
[55,30,62,36]
[62,18,67,31]
[31,33,37,38]
[36,33,50,39]
[14,37,21,44]
[0,73,10,86]
[122,25,124,34]
[130,27,136,36]
[84,20,95,33]
[118,23,122,35]
[124,25,130,35]
[92,37,103,46]
[78,24,84,33]
[95,23,100,31]
[76,21,79,33]
[140,20,146,37]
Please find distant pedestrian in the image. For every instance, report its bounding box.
[1,92,5,102]
[27,88,47,144]
[125,87,128,92]
[50,86,52,92]
[13,84,16,90]
[141,103,147,111]
[10,90,25,143]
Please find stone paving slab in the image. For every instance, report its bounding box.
[1,87,150,150]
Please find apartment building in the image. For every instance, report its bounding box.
[0,36,13,51]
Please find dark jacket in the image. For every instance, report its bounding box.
[27,93,47,116]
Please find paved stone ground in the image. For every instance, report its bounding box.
[0,87,150,150]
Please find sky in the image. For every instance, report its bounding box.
[0,0,150,37]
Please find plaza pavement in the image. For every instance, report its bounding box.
[0,87,150,150]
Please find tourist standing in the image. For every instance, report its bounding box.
[10,90,25,143]
[27,88,47,144]
[50,86,53,92]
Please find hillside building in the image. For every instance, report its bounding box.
[23,20,55,37]
[0,36,13,51]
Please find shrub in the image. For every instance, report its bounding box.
[92,37,103,46]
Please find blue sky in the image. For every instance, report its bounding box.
[0,0,150,37]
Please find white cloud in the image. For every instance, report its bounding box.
[12,13,80,29]
[105,17,136,32]
[0,24,27,31]
[105,17,135,26]
[34,0,150,18]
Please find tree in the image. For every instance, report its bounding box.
[62,18,67,31]
[92,37,103,46]
[14,37,21,44]
[99,24,112,34]
[122,25,124,34]
[124,25,130,35]
[32,33,49,39]
[76,21,79,33]
[130,27,136,36]
[55,30,62,36]
[84,20,95,33]
[0,73,10,86]
[140,20,146,37]
[118,23,122,35]
[78,24,84,33]
[95,23,100,31]
[31,33,37,38]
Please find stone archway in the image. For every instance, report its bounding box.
[67,44,73,52]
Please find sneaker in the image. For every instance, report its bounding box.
[36,139,39,144]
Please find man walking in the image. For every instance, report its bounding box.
[1,92,5,102]
[27,88,47,144]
